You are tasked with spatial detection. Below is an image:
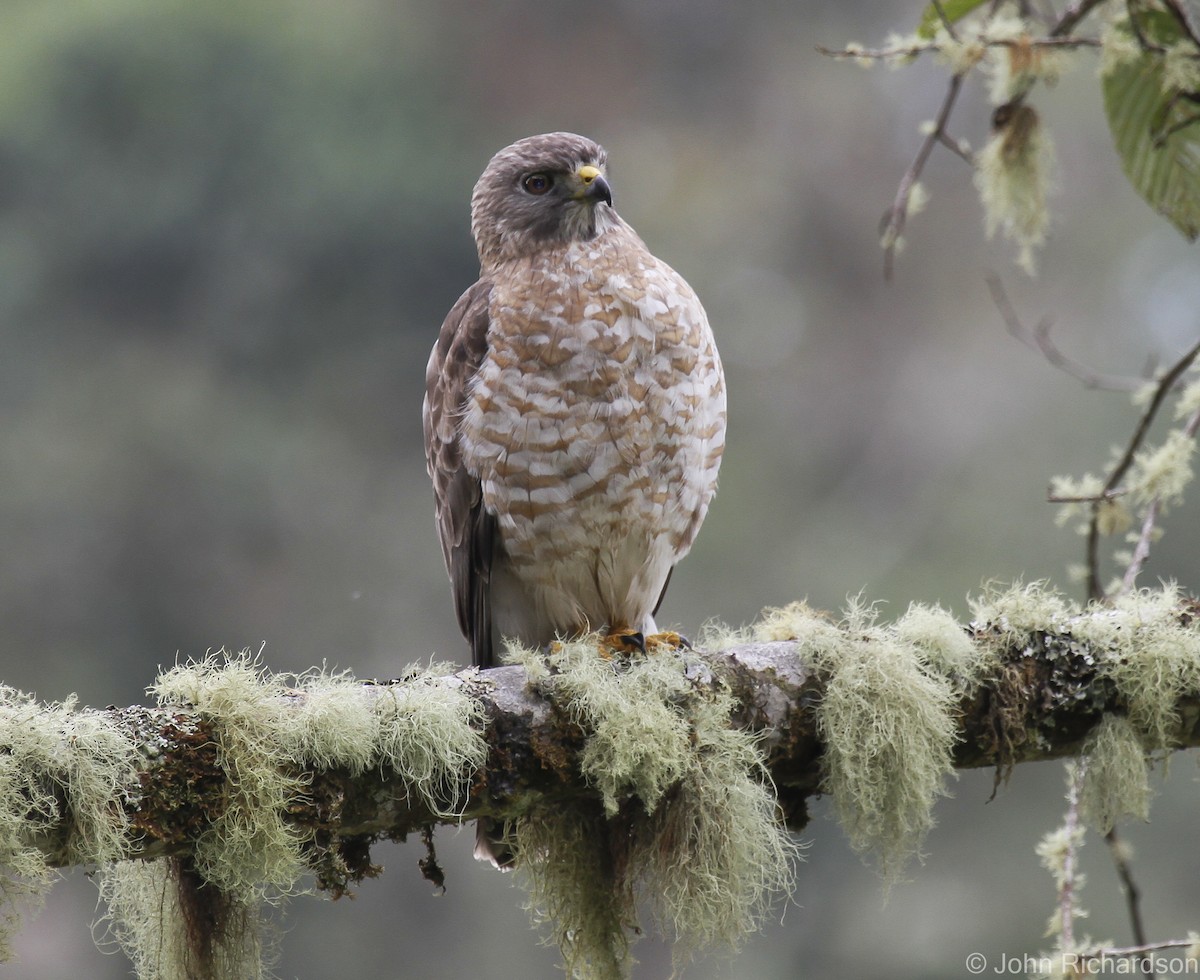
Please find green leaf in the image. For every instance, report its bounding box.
[916,0,989,40]
[1102,13,1200,242]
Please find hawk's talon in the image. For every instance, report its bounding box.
[644,630,691,652]
[598,629,691,658]
[601,629,647,657]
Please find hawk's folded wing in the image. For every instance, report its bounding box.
[423,279,498,668]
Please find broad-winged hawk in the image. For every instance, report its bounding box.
[423,135,726,861]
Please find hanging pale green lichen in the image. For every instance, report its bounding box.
[516,799,631,980]
[100,651,487,980]
[505,638,798,979]
[97,860,267,980]
[1073,587,1200,753]
[0,686,136,961]
[755,598,959,881]
[1078,713,1151,835]
[974,101,1056,275]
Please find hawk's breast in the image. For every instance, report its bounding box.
[460,229,725,630]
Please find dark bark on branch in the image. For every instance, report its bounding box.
[23,620,1200,873]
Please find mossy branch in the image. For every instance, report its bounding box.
[5,586,1200,977]
[10,589,1200,874]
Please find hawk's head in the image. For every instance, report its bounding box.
[470,132,616,268]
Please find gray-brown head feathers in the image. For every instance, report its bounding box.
[470,132,615,268]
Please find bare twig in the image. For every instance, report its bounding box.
[1048,490,1126,504]
[1087,338,1200,599]
[932,0,961,41]
[934,129,974,163]
[1104,827,1155,979]
[1052,0,1112,36]
[1154,106,1200,147]
[815,41,940,60]
[1085,939,1200,961]
[1126,0,1163,53]
[1056,765,1197,980]
[1121,498,1165,595]
[1122,0,1200,54]
[1161,0,1200,47]
[881,72,967,281]
[986,275,1149,392]
[1120,403,1200,594]
[1059,765,1084,952]
[1009,321,1200,599]
[816,35,1099,61]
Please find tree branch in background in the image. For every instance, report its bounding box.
[985,275,1200,601]
[1104,827,1155,979]
[881,72,970,281]
[820,0,1151,277]
[1039,762,1200,979]
[985,274,1149,392]
[1074,338,1200,600]
[1121,403,1200,595]
[1052,0,1111,37]
[1059,764,1084,954]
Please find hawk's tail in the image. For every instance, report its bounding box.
[474,817,517,871]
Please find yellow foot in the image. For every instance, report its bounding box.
[600,629,646,658]
[598,629,692,658]
[643,630,692,653]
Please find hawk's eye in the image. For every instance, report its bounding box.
[522,173,553,195]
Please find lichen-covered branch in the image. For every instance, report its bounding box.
[10,587,1200,873]
[5,585,1200,978]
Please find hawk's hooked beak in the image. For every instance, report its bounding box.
[575,165,613,207]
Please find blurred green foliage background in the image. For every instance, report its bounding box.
[2,0,1198,976]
